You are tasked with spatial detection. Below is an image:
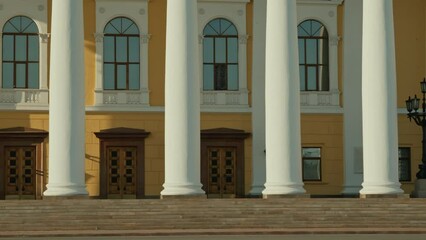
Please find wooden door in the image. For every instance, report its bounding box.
[207,147,236,198]
[106,147,137,199]
[4,147,36,200]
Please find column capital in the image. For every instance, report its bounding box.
[94,32,104,43]
[140,34,151,44]
[39,33,50,43]
[239,34,250,44]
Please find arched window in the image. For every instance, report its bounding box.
[103,17,140,90]
[298,19,329,91]
[203,18,238,91]
[2,16,39,89]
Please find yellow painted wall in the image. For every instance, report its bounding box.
[84,0,96,106]
[394,0,426,107]
[301,114,343,195]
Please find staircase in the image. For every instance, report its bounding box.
[1,198,426,237]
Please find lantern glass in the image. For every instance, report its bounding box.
[406,97,413,112]
[413,95,420,111]
[422,78,426,93]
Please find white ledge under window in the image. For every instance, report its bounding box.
[201,89,249,108]
[0,89,49,110]
[94,89,150,106]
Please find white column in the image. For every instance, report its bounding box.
[341,0,363,195]
[359,0,403,196]
[250,0,267,195]
[161,0,205,197]
[262,0,306,197]
[44,0,88,197]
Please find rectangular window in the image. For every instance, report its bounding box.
[398,147,411,182]
[302,147,321,181]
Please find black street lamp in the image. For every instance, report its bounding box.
[406,78,426,179]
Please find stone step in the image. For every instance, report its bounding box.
[1,198,426,236]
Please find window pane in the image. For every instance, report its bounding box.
[399,159,410,181]
[15,36,27,61]
[124,24,139,34]
[299,66,306,90]
[28,63,39,89]
[203,64,214,90]
[2,63,14,88]
[116,37,127,63]
[104,37,114,62]
[203,38,214,63]
[303,159,320,181]
[302,148,321,158]
[306,39,317,64]
[399,148,410,158]
[28,36,39,62]
[129,64,140,90]
[2,35,14,61]
[227,65,238,90]
[307,66,317,91]
[117,64,127,89]
[227,38,238,64]
[203,25,217,35]
[128,37,139,62]
[318,66,329,91]
[16,64,26,88]
[209,20,220,34]
[24,22,38,33]
[215,38,226,63]
[298,39,305,64]
[318,39,328,65]
[214,64,227,90]
[223,25,237,35]
[103,64,115,90]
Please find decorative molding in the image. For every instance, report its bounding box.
[239,35,249,44]
[37,4,45,11]
[198,8,205,15]
[140,34,151,44]
[38,33,50,43]
[330,35,341,46]
[198,35,205,44]
[94,33,104,42]
[139,8,146,15]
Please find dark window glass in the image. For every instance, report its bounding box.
[103,17,140,90]
[2,16,39,89]
[302,147,321,181]
[398,147,411,182]
[298,20,329,91]
[203,18,238,91]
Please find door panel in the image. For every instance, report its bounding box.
[107,147,137,199]
[5,147,36,200]
[207,147,236,198]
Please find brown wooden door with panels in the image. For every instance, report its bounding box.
[207,147,237,198]
[106,147,137,199]
[4,146,36,199]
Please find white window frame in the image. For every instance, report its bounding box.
[94,0,150,108]
[297,0,343,110]
[0,0,49,110]
[198,0,250,111]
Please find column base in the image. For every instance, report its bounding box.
[43,183,88,197]
[160,183,205,198]
[413,179,426,198]
[359,182,403,196]
[262,183,306,197]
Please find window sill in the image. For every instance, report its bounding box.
[300,89,340,107]
[0,89,49,110]
[201,89,249,106]
[94,89,150,106]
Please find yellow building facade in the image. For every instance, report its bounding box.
[0,0,424,199]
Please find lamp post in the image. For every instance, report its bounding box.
[406,78,426,179]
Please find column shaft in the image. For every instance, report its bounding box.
[161,0,205,197]
[360,0,403,195]
[262,0,306,197]
[44,0,87,196]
